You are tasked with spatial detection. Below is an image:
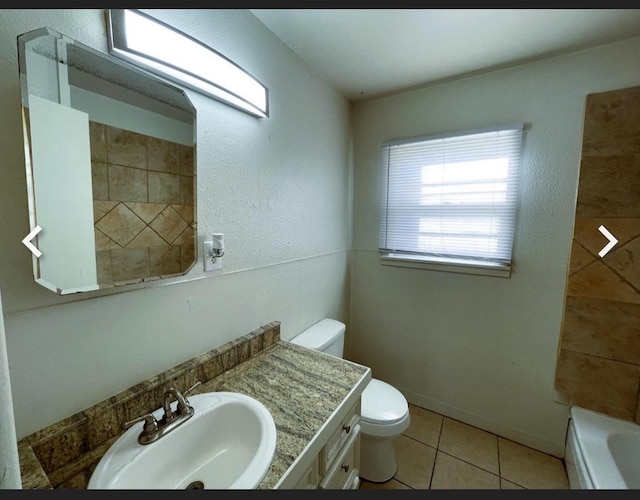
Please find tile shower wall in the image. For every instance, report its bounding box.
[555,85,640,424]
[89,122,196,286]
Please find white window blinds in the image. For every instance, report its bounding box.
[379,124,523,269]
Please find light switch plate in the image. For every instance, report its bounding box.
[203,241,222,272]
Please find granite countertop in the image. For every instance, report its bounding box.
[17,324,371,490]
[196,340,371,489]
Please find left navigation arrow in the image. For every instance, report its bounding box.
[22,225,42,258]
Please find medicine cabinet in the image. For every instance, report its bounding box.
[18,27,197,294]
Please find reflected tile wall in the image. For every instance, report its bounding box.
[555,85,640,423]
[89,122,196,286]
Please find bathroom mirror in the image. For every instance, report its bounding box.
[18,27,197,295]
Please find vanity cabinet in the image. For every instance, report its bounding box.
[290,399,362,490]
[17,332,372,490]
[318,423,360,489]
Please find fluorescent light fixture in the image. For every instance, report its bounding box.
[107,9,269,118]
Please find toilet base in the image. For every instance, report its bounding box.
[359,433,399,483]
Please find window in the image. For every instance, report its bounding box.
[378,124,523,277]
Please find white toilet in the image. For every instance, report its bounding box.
[290,318,410,483]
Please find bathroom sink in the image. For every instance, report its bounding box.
[88,391,277,489]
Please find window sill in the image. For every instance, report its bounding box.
[380,253,511,278]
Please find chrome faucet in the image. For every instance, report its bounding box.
[124,381,201,445]
[162,387,192,425]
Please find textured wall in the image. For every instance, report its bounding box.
[349,36,640,457]
[0,9,352,438]
[555,85,640,423]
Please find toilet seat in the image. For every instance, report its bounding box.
[360,378,410,437]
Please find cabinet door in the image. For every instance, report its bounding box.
[28,95,98,293]
[292,456,319,489]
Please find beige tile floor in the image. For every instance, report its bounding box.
[360,403,570,490]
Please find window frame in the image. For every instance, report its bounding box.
[378,123,524,278]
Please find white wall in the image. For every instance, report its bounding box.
[349,36,640,457]
[0,9,352,438]
[5,8,639,460]
[0,289,20,488]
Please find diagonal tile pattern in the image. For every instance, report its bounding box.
[149,205,189,244]
[89,121,196,285]
[360,404,569,490]
[95,203,146,247]
[556,85,640,422]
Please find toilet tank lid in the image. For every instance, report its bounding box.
[290,319,345,351]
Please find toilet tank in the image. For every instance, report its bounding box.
[290,318,345,358]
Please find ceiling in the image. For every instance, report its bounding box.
[250,9,640,101]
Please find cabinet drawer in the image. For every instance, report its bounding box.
[319,424,361,490]
[320,402,359,474]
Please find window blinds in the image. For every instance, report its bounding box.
[379,124,523,267]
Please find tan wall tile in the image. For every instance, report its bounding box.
[127,227,167,249]
[106,127,147,169]
[566,260,640,304]
[172,204,195,224]
[180,241,195,271]
[94,230,119,252]
[93,201,118,223]
[575,156,640,218]
[573,218,640,252]
[147,137,179,174]
[110,247,149,282]
[148,171,180,204]
[582,86,640,157]
[88,122,107,162]
[555,349,640,420]
[567,241,596,276]
[108,165,148,203]
[149,245,181,276]
[180,175,194,205]
[607,236,640,290]
[91,161,108,201]
[95,203,146,247]
[91,122,197,286]
[124,202,166,224]
[557,86,640,421]
[561,296,640,364]
[179,144,195,176]
[149,206,188,243]
[95,250,112,285]
[172,225,195,246]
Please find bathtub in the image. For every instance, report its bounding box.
[565,406,640,489]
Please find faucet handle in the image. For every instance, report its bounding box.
[184,381,202,398]
[124,413,159,435]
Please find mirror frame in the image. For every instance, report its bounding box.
[18,27,198,295]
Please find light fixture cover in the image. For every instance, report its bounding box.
[107,9,269,118]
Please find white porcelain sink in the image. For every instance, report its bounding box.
[88,392,277,489]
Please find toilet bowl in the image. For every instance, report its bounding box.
[290,318,410,483]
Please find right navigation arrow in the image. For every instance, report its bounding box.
[597,225,618,258]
